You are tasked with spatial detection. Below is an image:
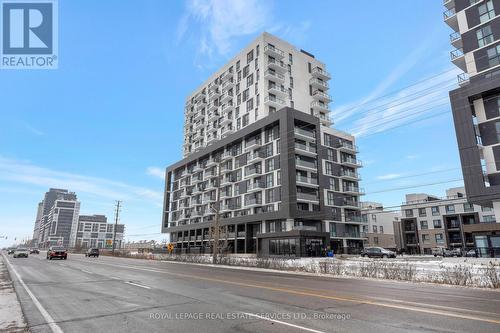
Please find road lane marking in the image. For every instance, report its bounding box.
[125,281,151,289]
[2,254,64,333]
[73,259,500,325]
[242,312,325,333]
[80,269,93,274]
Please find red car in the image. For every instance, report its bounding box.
[46,246,67,260]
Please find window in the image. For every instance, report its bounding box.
[405,209,413,217]
[289,53,293,64]
[482,205,493,211]
[479,0,495,23]
[379,226,384,234]
[243,65,250,77]
[435,233,444,244]
[477,25,494,47]
[418,208,427,217]
[266,173,274,188]
[431,206,440,216]
[433,219,442,228]
[247,50,254,63]
[445,205,455,213]
[463,202,474,212]
[487,44,500,67]
[246,73,254,87]
[420,220,428,230]
[373,237,379,245]
[246,98,254,112]
[236,60,240,71]
[266,189,276,203]
[422,234,430,244]
[289,76,294,88]
[327,192,335,206]
[325,161,334,175]
[242,114,249,127]
[372,225,378,233]
[372,214,377,221]
[326,148,335,161]
[277,170,281,185]
[242,89,249,102]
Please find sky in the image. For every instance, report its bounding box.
[0,0,463,248]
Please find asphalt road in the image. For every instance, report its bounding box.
[3,252,500,333]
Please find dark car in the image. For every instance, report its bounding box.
[465,249,478,257]
[443,248,462,257]
[85,248,99,258]
[46,246,67,260]
[7,249,15,255]
[361,247,396,258]
[13,248,29,258]
[30,248,40,254]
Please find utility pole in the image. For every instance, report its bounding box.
[212,159,222,264]
[112,200,122,254]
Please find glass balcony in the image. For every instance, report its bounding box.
[311,67,331,80]
[296,175,318,185]
[264,45,285,58]
[267,58,287,73]
[295,159,317,169]
[309,78,329,89]
[312,90,332,102]
[264,95,286,109]
[294,127,316,140]
[296,192,319,201]
[264,70,285,83]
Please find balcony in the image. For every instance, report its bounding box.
[451,48,466,71]
[267,58,287,73]
[264,70,285,83]
[311,67,331,80]
[207,135,218,145]
[247,182,265,192]
[221,91,233,104]
[245,139,262,150]
[244,198,262,207]
[315,111,332,126]
[247,151,265,163]
[342,199,361,209]
[294,142,317,155]
[221,127,234,137]
[207,124,218,133]
[443,0,454,10]
[343,185,364,195]
[443,8,458,31]
[331,231,367,239]
[338,141,358,153]
[220,115,232,126]
[208,82,219,92]
[220,70,233,82]
[296,192,319,202]
[221,151,233,161]
[294,127,316,140]
[193,111,205,122]
[296,175,319,186]
[194,92,206,102]
[312,90,332,103]
[295,159,317,170]
[208,112,219,122]
[207,102,218,112]
[245,168,262,178]
[340,169,359,180]
[221,80,234,92]
[264,45,285,59]
[208,89,220,100]
[341,156,362,167]
[268,84,287,97]
[221,102,234,113]
[264,95,286,109]
[457,72,469,86]
[311,101,330,113]
[310,78,329,90]
[450,31,462,48]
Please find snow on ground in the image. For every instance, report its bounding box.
[0,255,27,332]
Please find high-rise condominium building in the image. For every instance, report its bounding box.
[162,32,365,257]
[183,32,332,157]
[76,215,125,249]
[36,188,81,248]
[445,0,500,222]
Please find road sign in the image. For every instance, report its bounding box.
[167,243,174,253]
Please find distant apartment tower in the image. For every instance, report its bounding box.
[445,0,500,219]
[183,32,332,157]
[32,201,43,246]
[162,33,365,256]
[37,188,80,248]
[361,202,400,251]
[400,187,499,256]
[76,215,125,249]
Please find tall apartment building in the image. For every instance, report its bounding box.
[32,201,43,246]
[183,32,332,157]
[36,188,81,248]
[445,0,500,219]
[75,215,125,249]
[361,202,400,250]
[162,33,365,256]
[399,187,499,256]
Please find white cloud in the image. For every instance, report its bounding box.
[376,173,402,180]
[0,157,163,206]
[405,154,420,160]
[146,166,165,180]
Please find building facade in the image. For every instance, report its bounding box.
[445,0,500,219]
[182,32,332,157]
[36,189,80,248]
[75,215,125,249]
[400,187,499,256]
[361,202,400,250]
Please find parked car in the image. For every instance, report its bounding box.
[46,246,67,260]
[85,248,99,258]
[465,249,478,257]
[29,248,40,254]
[432,247,446,257]
[13,248,29,258]
[7,249,15,255]
[361,247,396,258]
[444,248,463,257]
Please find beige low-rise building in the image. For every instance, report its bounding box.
[361,202,400,251]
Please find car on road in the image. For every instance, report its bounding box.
[465,249,478,257]
[7,248,15,255]
[444,248,463,257]
[29,248,40,254]
[85,248,99,258]
[361,247,396,258]
[46,246,68,260]
[13,248,29,258]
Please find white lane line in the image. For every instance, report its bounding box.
[2,254,64,333]
[124,281,151,289]
[242,312,325,333]
[80,269,93,274]
[110,276,121,280]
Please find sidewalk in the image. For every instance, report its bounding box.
[0,255,28,332]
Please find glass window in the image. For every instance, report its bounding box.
[435,233,444,244]
[477,25,494,47]
[327,191,335,206]
[247,50,254,63]
[431,206,440,216]
[422,234,430,244]
[487,44,500,67]
[419,208,427,217]
[420,220,428,230]
[405,209,413,217]
[325,161,334,175]
[433,219,442,228]
[379,226,384,234]
[445,205,455,213]
[372,225,378,233]
[463,202,474,212]
[479,0,495,23]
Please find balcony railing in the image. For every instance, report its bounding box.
[338,141,359,152]
[450,31,461,43]
[294,127,315,139]
[450,48,464,60]
[295,142,317,153]
[457,72,469,85]
[340,169,359,179]
[296,175,318,185]
[264,70,285,81]
[443,7,456,20]
[264,95,286,106]
[297,192,319,201]
[264,44,285,58]
[309,78,329,89]
[295,159,317,169]
[342,156,362,166]
[248,182,265,191]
